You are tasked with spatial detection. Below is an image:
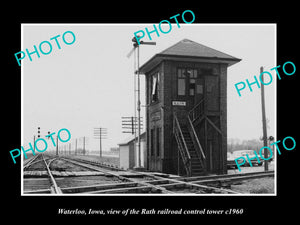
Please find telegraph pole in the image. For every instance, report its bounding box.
[83,136,85,155]
[122,116,143,134]
[136,45,142,167]
[260,66,268,171]
[56,135,59,156]
[94,127,107,158]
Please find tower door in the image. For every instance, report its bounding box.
[194,78,204,105]
[204,75,219,112]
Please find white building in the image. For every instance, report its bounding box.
[118,132,146,170]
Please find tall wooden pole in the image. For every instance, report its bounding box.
[83,136,85,155]
[56,135,58,156]
[260,66,268,171]
[137,45,141,168]
[100,128,102,158]
[75,139,77,155]
[133,49,137,167]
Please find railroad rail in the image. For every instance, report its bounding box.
[43,155,62,194]
[23,154,275,195]
[23,154,40,170]
[23,154,62,194]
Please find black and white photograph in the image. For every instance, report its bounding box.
[3,5,298,221]
[21,24,276,195]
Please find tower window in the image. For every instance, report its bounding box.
[177,68,186,96]
[178,68,198,96]
[151,72,159,102]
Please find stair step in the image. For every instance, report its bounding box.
[192,172,205,176]
[192,170,203,174]
[191,165,201,168]
[183,137,192,141]
[192,169,203,173]
[192,167,203,170]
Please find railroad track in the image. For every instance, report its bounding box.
[23,154,62,194]
[23,154,275,195]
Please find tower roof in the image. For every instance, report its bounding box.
[140,39,241,74]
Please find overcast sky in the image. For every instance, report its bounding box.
[22,24,276,153]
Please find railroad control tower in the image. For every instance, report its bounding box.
[139,39,241,176]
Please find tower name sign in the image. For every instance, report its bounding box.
[172,101,186,106]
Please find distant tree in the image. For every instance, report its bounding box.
[228,138,264,153]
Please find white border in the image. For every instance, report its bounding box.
[21,23,277,196]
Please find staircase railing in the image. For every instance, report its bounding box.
[187,98,206,171]
[173,113,191,176]
[188,98,205,123]
[187,116,206,169]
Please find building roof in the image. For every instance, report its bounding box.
[140,39,241,74]
[118,131,146,146]
[160,39,238,59]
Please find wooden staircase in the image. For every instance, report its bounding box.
[173,97,225,176]
[180,125,205,176]
[173,110,206,176]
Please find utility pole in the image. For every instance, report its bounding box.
[94,127,107,158]
[83,136,85,155]
[260,66,268,171]
[56,135,58,156]
[136,45,142,168]
[122,116,143,134]
[133,48,137,166]
[33,135,36,152]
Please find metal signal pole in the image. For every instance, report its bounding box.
[127,36,156,168]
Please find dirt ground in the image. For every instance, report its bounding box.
[227,161,275,194]
[231,177,274,194]
[49,158,91,172]
[70,155,120,167]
